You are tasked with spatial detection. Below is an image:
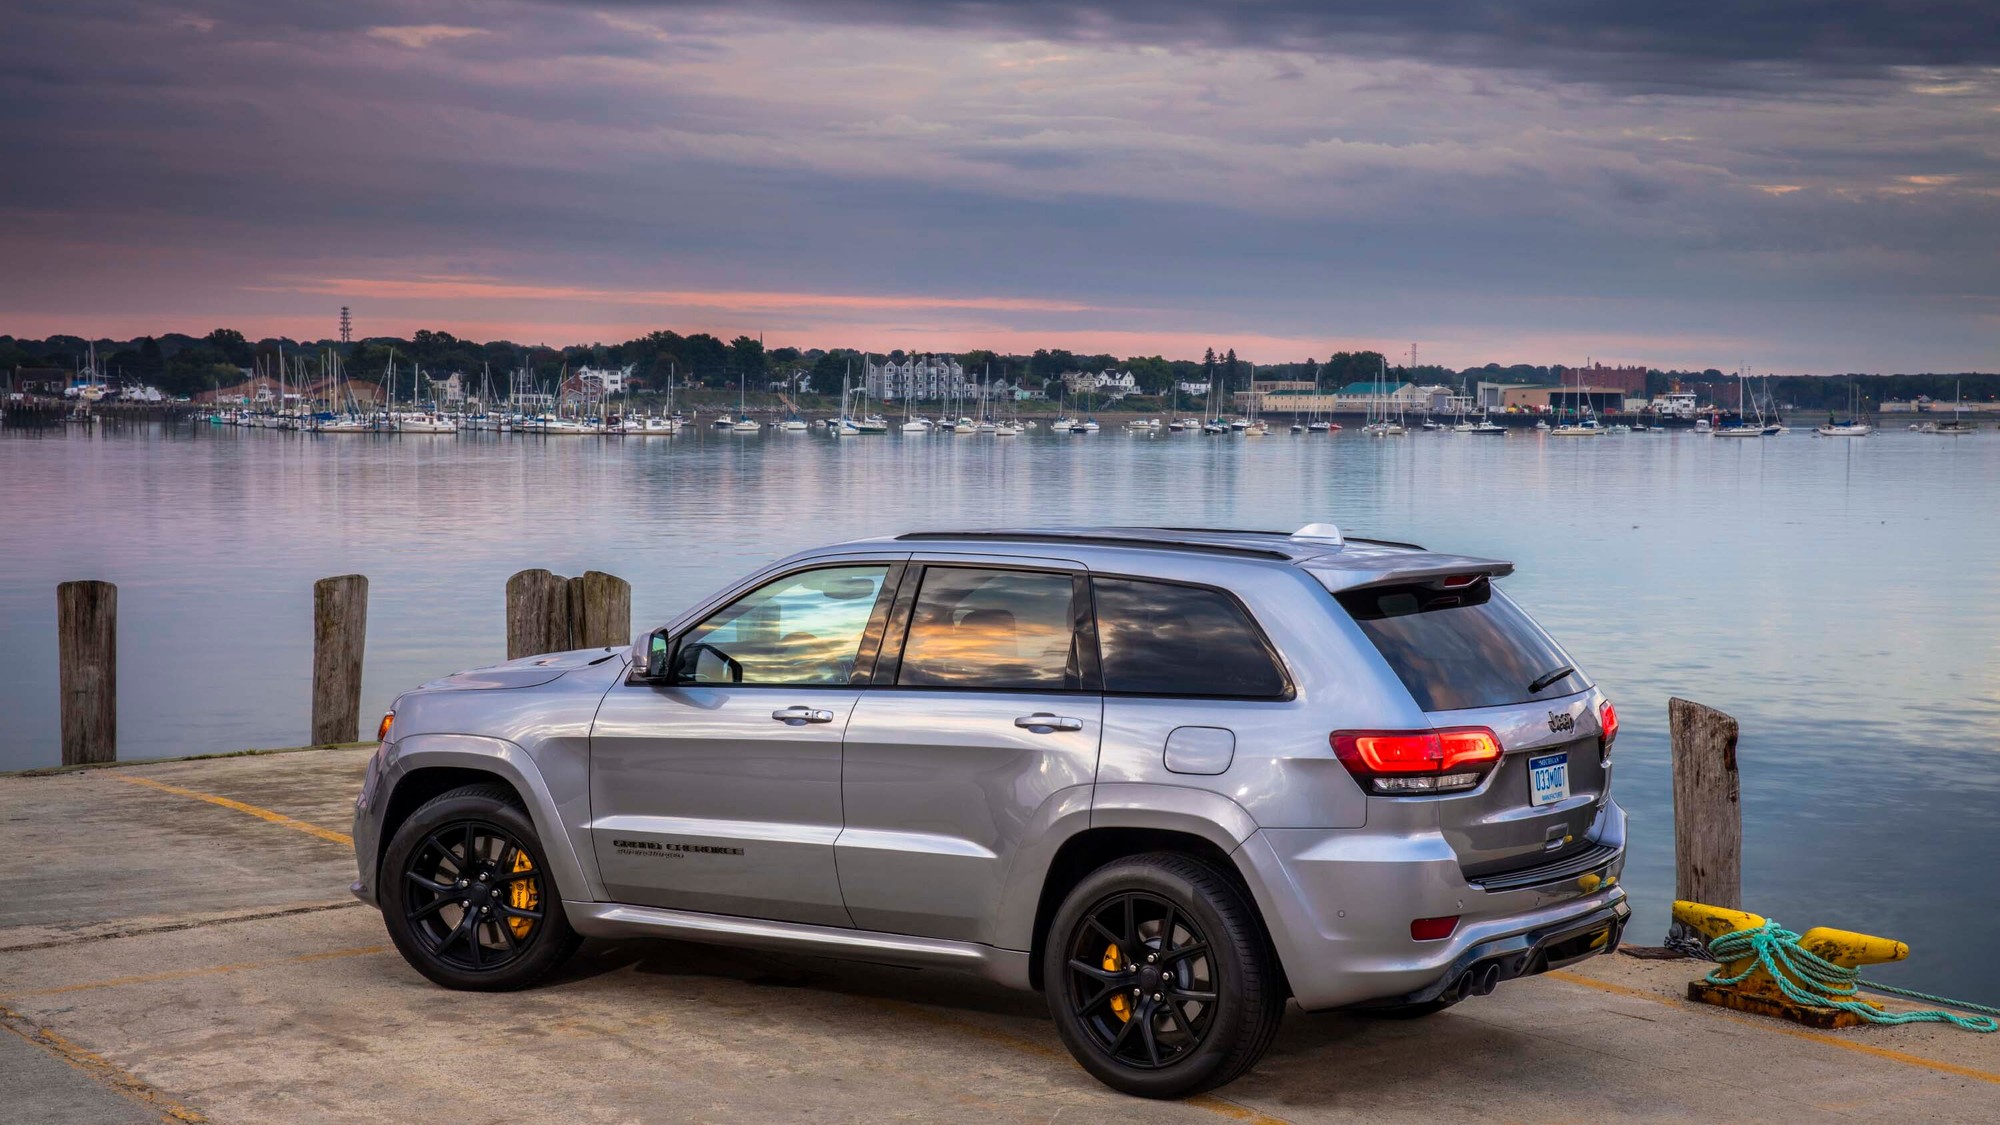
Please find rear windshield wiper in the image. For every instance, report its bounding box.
[1528,666,1575,694]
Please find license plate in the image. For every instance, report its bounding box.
[1528,752,1570,807]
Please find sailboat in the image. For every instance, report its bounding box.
[1930,381,1977,435]
[1550,367,1601,434]
[1816,374,1873,437]
[1365,359,1405,436]
[1712,368,1765,437]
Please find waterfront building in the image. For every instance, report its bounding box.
[1333,380,1425,413]
[574,365,633,394]
[424,371,465,404]
[865,355,973,401]
[1567,362,1648,397]
[1061,369,1138,401]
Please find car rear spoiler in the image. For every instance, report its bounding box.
[1302,553,1515,595]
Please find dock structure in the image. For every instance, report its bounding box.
[5,749,1998,1123]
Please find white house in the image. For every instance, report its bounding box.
[575,364,634,394]
[423,370,466,404]
[1061,369,1139,400]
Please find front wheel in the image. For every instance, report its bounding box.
[379,783,582,990]
[1044,853,1284,1098]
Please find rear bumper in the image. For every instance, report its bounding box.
[1235,799,1628,1010]
[1350,896,1629,1008]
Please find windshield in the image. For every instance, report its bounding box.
[1336,578,1588,711]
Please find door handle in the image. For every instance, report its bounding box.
[1015,713,1084,733]
[772,706,836,726]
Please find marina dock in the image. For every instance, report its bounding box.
[4,747,1996,1124]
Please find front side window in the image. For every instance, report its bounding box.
[897,567,1080,690]
[1093,577,1288,698]
[677,565,890,685]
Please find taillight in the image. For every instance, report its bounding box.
[1598,699,1618,763]
[1330,727,1503,795]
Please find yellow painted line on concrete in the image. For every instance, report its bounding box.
[0,1003,209,1122]
[1548,969,2000,1088]
[877,998,1291,1124]
[112,774,353,846]
[4,946,389,999]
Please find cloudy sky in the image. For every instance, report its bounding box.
[3,1,1996,370]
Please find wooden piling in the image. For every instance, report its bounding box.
[506,569,571,659]
[311,575,369,745]
[1668,697,1741,943]
[568,571,632,650]
[57,580,117,766]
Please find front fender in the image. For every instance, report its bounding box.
[372,733,600,907]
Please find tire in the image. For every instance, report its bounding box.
[1043,852,1284,1098]
[378,782,583,991]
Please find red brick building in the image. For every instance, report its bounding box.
[1563,363,1648,397]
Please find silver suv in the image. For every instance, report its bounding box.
[351,525,1627,1097]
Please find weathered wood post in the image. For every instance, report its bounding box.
[1668,696,1741,945]
[568,571,632,650]
[57,580,117,766]
[311,575,369,745]
[506,569,571,659]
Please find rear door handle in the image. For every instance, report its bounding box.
[1015,713,1083,733]
[772,706,836,726]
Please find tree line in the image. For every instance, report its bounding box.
[4,330,1994,409]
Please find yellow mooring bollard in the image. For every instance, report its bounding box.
[1672,901,1909,1028]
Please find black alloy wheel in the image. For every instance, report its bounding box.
[402,819,546,972]
[380,783,582,990]
[1044,853,1284,1098]
[1065,891,1218,1070]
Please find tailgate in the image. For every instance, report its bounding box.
[1427,693,1608,879]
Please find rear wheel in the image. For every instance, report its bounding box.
[379,783,582,990]
[1044,853,1284,1098]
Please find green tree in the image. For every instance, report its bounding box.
[205,328,252,367]
[728,335,767,383]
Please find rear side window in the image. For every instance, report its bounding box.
[1336,578,1587,711]
[897,567,1080,690]
[1093,578,1288,698]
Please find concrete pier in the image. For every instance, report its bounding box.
[4,747,1996,1124]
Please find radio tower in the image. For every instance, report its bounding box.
[339,306,352,344]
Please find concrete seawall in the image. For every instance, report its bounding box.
[4,747,1996,1123]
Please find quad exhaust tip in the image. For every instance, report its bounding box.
[1454,962,1503,1001]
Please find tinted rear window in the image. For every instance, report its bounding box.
[897,567,1080,690]
[1094,578,1288,698]
[1336,578,1587,711]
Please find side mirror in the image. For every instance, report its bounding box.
[629,630,673,684]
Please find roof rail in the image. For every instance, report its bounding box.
[892,531,1294,561]
[1157,527,1427,551]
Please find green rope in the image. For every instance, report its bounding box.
[1703,921,1998,1033]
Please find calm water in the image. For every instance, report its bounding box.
[4,422,1998,998]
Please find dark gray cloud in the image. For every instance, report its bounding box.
[584,0,2000,88]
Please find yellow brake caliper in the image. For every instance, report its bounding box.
[1105,944,1130,1022]
[507,851,538,939]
